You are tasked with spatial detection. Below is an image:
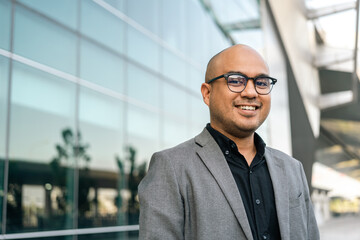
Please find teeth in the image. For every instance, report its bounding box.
[240,106,256,111]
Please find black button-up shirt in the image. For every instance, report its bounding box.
[206,124,281,240]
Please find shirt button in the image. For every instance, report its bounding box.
[224,150,230,155]
[255,199,261,205]
[249,170,253,174]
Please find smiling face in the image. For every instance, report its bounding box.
[201,45,271,139]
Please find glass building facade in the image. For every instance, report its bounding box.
[3,0,358,238]
[0,0,255,239]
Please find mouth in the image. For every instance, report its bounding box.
[237,105,260,111]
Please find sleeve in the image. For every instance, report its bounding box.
[138,152,184,240]
[298,162,320,240]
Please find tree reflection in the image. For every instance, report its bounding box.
[116,146,147,226]
[6,127,148,234]
[50,128,91,229]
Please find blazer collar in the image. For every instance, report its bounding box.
[195,128,254,240]
[265,148,290,240]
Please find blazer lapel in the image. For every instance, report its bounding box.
[265,148,290,240]
[195,129,253,240]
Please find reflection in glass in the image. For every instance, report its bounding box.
[190,95,209,136]
[80,40,124,93]
[188,66,203,94]
[77,231,139,240]
[0,56,9,160]
[162,50,187,86]
[115,146,147,227]
[127,105,160,163]
[127,26,160,72]
[7,62,76,233]
[78,87,123,228]
[78,87,147,234]
[0,0,11,50]
[162,82,188,118]
[13,5,77,75]
[17,0,78,30]
[186,0,207,66]
[127,0,160,36]
[232,29,264,51]
[127,63,160,107]
[0,56,9,233]
[163,116,189,149]
[103,0,125,12]
[81,0,124,55]
[161,0,186,52]
[206,21,230,60]
[50,128,89,231]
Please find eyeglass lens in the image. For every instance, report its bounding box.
[227,75,274,94]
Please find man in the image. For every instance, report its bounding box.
[138,44,319,240]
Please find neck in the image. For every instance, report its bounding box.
[235,136,257,166]
[211,125,257,166]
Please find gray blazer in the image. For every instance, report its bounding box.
[138,128,319,240]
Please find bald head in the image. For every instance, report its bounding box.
[205,44,269,83]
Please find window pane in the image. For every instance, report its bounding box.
[0,56,9,159]
[163,116,189,149]
[13,5,77,75]
[161,0,185,51]
[162,82,188,118]
[0,0,11,50]
[188,66,203,94]
[8,62,76,233]
[127,105,160,161]
[127,63,160,107]
[190,95,209,136]
[206,19,230,59]
[232,29,264,51]
[126,105,160,225]
[81,0,124,55]
[0,56,9,233]
[80,40,124,94]
[127,26,160,72]
[127,0,160,36]
[162,49,187,87]
[186,0,207,66]
[17,0,78,30]
[78,87,125,228]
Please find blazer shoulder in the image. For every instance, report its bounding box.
[153,137,198,161]
[265,147,301,166]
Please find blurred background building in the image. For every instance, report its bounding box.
[0,0,359,239]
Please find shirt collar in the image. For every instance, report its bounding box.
[206,123,266,158]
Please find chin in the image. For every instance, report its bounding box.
[233,121,260,133]
[228,124,257,138]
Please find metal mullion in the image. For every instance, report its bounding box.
[72,0,82,239]
[2,0,15,234]
[0,225,139,239]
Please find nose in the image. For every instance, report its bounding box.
[240,79,258,98]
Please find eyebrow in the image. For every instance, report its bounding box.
[227,71,270,78]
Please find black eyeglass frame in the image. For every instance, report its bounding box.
[207,73,278,95]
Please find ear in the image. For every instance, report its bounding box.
[201,83,211,106]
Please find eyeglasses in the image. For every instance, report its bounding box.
[207,73,277,95]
